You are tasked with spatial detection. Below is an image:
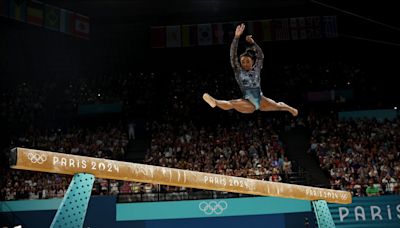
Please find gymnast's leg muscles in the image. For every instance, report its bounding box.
[231,99,256,113]
[259,96,298,116]
[203,93,255,113]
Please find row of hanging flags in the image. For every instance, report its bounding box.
[151,16,337,48]
[0,0,90,39]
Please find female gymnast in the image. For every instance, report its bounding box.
[203,23,298,116]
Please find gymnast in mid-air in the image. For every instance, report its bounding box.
[203,23,298,116]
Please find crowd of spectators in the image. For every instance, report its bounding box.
[145,119,291,179]
[0,125,128,201]
[269,61,365,92]
[0,81,52,130]
[0,60,367,125]
[307,114,400,197]
[0,115,295,201]
[62,71,158,117]
[2,59,397,202]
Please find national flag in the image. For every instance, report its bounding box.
[166,25,181,48]
[322,16,337,38]
[73,13,90,39]
[197,23,212,46]
[27,0,43,26]
[245,21,254,36]
[305,16,322,39]
[9,0,26,22]
[297,17,307,39]
[260,20,272,41]
[60,8,73,34]
[290,18,299,40]
[212,23,224,45]
[44,4,60,31]
[151,26,166,48]
[305,16,321,39]
[222,22,235,44]
[312,16,322,39]
[1,0,9,17]
[272,18,290,41]
[181,24,197,47]
[250,21,263,41]
[246,20,262,40]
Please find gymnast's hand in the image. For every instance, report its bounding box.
[235,23,245,39]
[246,35,254,44]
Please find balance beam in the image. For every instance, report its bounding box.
[9,147,351,204]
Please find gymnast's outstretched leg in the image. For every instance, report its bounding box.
[203,93,256,114]
[259,96,298,116]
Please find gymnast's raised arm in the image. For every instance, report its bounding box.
[230,23,245,71]
[245,35,264,69]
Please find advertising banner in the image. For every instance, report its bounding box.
[329,195,400,227]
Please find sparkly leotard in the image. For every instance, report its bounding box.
[230,38,264,109]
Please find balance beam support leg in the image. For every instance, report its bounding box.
[312,200,335,228]
[50,173,94,228]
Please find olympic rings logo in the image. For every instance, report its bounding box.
[27,152,47,164]
[199,200,228,215]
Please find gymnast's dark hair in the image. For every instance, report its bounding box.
[239,46,257,62]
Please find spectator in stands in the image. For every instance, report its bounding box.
[366,180,380,196]
[282,157,292,174]
[382,174,397,194]
[128,122,136,140]
[202,23,298,116]
[269,168,282,182]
